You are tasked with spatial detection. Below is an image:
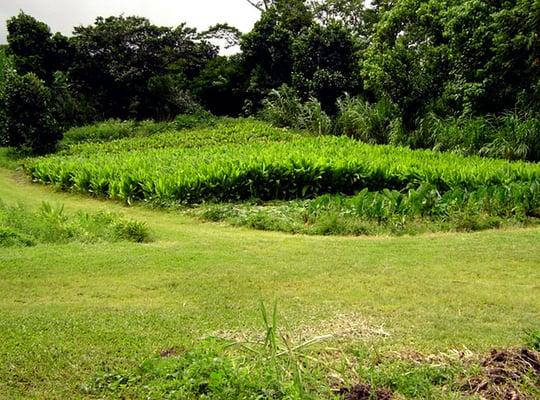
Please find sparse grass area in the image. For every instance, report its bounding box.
[0,165,539,398]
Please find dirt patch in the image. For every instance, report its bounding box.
[463,348,540,399]
[338,383,393,400]
[159,347,185,358]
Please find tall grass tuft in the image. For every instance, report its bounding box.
[414,111,540,161]
[261,85,332,135]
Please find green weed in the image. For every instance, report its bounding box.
[0,200,150,246]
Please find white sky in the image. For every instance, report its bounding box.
[0,0,261,48]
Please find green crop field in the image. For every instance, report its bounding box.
[25,119,540,236]
[1,119,539,399]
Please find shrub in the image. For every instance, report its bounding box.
[0,70,61,154]
[335,96,403,145]
[173,111,217,130]
[0,226,35,247]
[62,119,169,144]
[62,112,218,145]
[260,85,304,129]
[0,201,151,246]
[261,85,332,135]
[112,220,150,243]
[480,112,540,162]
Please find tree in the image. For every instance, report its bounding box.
[441,0,540,115]
[241,0,314,110]
[69,16,217,120]
[6,12,58,81]
[192,55,248,115]
[0,70,61,154]
[361,0,452,126]
[0,45,14,83]
[292,21,361,113]
[361,0,540,126]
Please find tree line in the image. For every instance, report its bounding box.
[0,0,539,158]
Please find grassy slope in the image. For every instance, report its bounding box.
[1,167,539,398]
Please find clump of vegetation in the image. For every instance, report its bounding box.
[62,112,218,144]
[261,85,333,135]
[59,119,305,156]
[413,112,540,162]
[335,96,404,145]
[0,70,61,154]
[0,200,150,246]
[196,182,540,236]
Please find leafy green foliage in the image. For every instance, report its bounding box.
[0,70,61,154]
[62,113,217,144]
[361,0,540,122]
[197,182,540,236]
[60,119,305,156]
[192,55,248,116]
[261,85,332,135]
[335,96,403,144]
[292,21,360,113]
[69,15,217,120]
[241,0,313,109]
[413,112,540,161]
[0,201,150,246]
[0,46,13,83]
[24,121,540,207]
[6,12,69,82]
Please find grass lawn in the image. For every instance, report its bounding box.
[0,167,539,398]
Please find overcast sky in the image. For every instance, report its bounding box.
[0,0,261,48]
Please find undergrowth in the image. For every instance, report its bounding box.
[195,183,540,236]
[61,111,218,144]
[0,200,150,246]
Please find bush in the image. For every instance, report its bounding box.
[261,85,332,135]
[335,96,403,145]
[0,201,151,246]
[173,111,217,130]
[480,112,540,162]
[63,112,217,145]
[260,85,304,129]
[413,112,540,162]
[0,70,61,154]
[112,220,150,243]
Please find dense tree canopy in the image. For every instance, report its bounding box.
[1,0,539,156]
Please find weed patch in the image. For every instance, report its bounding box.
[0,201,150,246]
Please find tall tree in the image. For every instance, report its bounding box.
[292,21,361,112]
[6,12,70,82]
[241,0,314,110]
[70,16,217,119]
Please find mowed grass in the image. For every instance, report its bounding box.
[1,166,539,398]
